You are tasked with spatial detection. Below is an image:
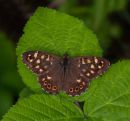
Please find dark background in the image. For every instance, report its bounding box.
[0,0,130,119]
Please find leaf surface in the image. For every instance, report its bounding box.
[84,60,130,121]
[16,7,102,91]
[2,94,84,121]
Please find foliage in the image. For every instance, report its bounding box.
[2,7,130,121]
[16,7,102,92]
[0,33,24,119]
[84,60,130,121]
[58,0,127,49]
[2,94,84,121]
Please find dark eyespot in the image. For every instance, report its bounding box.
[28,55,33,60]
[75,87,79,92]
[47,84,51,89]
[44,81,47,85]
[52,86,57,90]
[79,84,83,89]
[69,88,73,92]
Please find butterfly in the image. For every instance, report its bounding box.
[22,51,110,96]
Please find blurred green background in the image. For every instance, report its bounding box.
[0,0,130,119]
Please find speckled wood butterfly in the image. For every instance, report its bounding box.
[22,51,110,96]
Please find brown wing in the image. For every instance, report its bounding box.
[22,51,59,75]
[39,56,64,94]
[76,56,110,79]
[63,56,110,96]
[22,51,63,94]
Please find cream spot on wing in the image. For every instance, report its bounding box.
[101,61,104,64]
[82,59,85,64]
[101,62,104,67]
[82,69,86,72]
[86,73,90,76]
[82,81,85,85]
[30,59,33,62]
[28,54,31,57]
[98,65,102,69]
[42,78,45,81]
[35,65,39,69]
[80,73,83,76]
[87,59,91,63]
[94,57,98,63]
[77,79,81,83]
[44,66,48,69]
[41,55,45,59]
[46,56,50,61]
[47,76,52,80]
[90,70,95,74]
[91,64,95,69]
[34,52,38,58]
[77,64,80,67]
[39,69,43,72]
[36,59,40,64]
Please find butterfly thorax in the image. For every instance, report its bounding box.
[59,55,75,83]
[62,55,69,72]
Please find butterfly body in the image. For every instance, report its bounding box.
[22,51,110,96]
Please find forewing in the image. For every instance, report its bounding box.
[22,51,62,94]
[77,56,110,79]
[22,51,58,75]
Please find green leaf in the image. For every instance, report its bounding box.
[0,88,13,120]
[2,94,84,121]
[0,33,14,72]
[84,60,130,121]
[0,33,24,93]
[17,7,102,92]
[19,88,34,99]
